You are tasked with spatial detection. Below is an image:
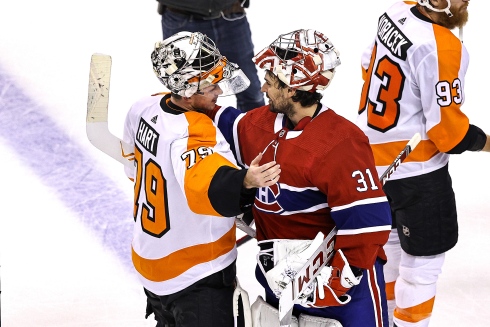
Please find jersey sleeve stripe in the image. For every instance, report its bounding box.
[427,24,469,152]
[370,139,438,166]
[232,113,246,166]
[131,225,236,282]
[183,112,237,216]
[214,106,246,166]
[337,225,391,236]
[330,196,388,212]
[331,201,392,231]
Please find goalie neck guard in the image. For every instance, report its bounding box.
[151,31,250,97]
[252,29,341,93]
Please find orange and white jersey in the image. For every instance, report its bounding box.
[123,93,238,296]
[357,1,470,180]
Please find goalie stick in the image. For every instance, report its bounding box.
[379,133,421,186]
[277,133,422,326]
[86,54,134,168]
[235,215,256,246]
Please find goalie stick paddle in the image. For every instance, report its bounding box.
[86,53,134,168]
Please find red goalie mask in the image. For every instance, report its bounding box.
[253,29,341,93]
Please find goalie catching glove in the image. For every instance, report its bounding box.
[300,249,363,308]
[262,232,325,298]
[261,232,362,308]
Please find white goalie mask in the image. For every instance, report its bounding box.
[418,0,453,17]
[151,31,250,97]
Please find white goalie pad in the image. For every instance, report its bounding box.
[250,296,343,327]
[299,314,343,327]
[251,295,298,327]
[255,230,337,326]
[234,278,252,327]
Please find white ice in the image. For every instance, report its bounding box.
[1,0,489,326]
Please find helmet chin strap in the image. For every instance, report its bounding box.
[418,0,453,17]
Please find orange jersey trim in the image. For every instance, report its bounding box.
[394,296,435,323]
[370,139,439,166]
[385,281,396,300]
[183,112,237,216]
[427,24,469,152]
[132,225,236,282]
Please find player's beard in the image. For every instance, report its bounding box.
[439,5,469,30]
[269,97,294,117]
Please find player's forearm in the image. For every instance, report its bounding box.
[208,166,253,216]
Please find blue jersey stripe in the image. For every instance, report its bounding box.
[331,201,392,231]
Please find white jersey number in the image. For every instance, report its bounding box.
[181,146,214,169]
[352,169,379,192]
[436,79,462,106]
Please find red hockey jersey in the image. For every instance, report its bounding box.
[214,104,391,269]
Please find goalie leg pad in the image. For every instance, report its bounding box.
[233,277,252,327]
[251,295,299,327]
[298,314,343,327]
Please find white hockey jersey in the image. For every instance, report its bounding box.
[123,93,239,295]
[357,1,470,180]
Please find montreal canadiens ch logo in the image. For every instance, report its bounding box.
[254,183,284,213]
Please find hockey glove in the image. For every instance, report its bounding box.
[300,249,362,308]
[264,232,325,298]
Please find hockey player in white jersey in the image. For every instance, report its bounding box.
[122,31,280,327]
[357,1,490,326]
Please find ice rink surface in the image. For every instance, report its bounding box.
[1,0,489,326]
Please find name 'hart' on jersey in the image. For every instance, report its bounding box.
[378,12,412,60]
[137,117,160,156]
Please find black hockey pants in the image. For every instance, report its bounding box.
[144,260,236,327]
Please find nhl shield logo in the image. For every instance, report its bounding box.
[402,225,410,237]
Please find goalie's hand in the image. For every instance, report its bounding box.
[300,249,362,308]
[243,152,281,189]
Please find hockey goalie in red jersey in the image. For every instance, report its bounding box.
[209,29,392,327]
